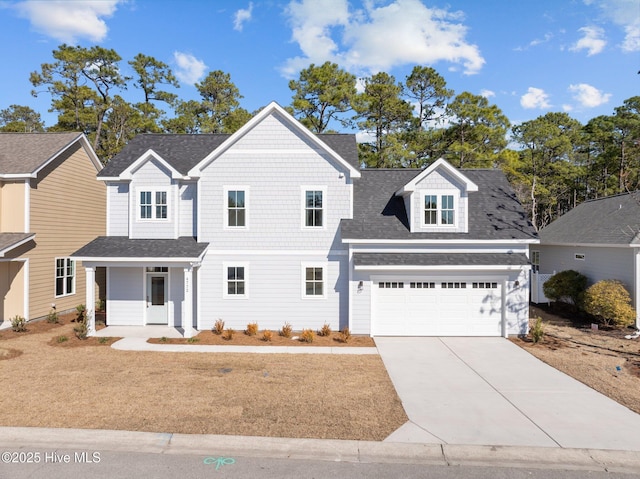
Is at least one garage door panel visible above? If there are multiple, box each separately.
[374,279,502,336]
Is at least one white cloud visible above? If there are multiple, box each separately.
[173,52,208,85]
[12,0,121,43]
[281,0,484,77]
[568,83,612,107]
[570,26,607,55]
[480,89,495,98]
[520,87,551,109]
[234,2,253,32]
[587,0,640,52]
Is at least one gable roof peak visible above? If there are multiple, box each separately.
[395,158,478,196]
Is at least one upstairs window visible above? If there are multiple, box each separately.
[422,193,456,227]
[228,190,246,227]
[139,190,168,220]
[305,190,323,227]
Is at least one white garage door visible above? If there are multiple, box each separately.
[373,280,503,336]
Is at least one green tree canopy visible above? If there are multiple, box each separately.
[289,61,357,133]
[0,105,44,132]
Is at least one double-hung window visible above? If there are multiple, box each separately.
[139,190,168,220]
[55,258,75,297]
[303,189,324,228]
[422,193,455,227]
[228,190,246,227]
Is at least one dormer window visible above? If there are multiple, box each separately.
[139,190,168,220]
[422,193,456,227]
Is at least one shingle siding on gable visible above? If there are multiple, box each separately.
[129,159,176,240]
[411,170,468,233]
[198,121,352,250]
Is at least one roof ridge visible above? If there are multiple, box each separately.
[582,190,640,204]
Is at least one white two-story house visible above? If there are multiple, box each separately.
[73,102,538,337]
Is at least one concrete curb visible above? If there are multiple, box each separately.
[111,337,378,355]
[1,427,638,474]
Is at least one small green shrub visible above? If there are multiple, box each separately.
[245,322,258,336]
[73,314,88,340]
[530,317,545,343]
[56,335,68,343]
[543,270,588,308]
[98,337,109,344]
[75,304,86,322]
[46,309,59,324]
[159,336,168,343]
[223,328,235,341]
[339,327,351,343]
[300,329,315,343]
[10,315,26,332]
[318,323,332,337]
[213,319,225,335]
[187,337,199,343]
[262,330,273,342]
[95,299,105,312]
[583,280,636,328]
[279,322,293,338]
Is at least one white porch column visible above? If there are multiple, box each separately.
[85,266,96,336]
[183,266,194,338]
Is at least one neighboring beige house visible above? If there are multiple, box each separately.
[0,132,105,323]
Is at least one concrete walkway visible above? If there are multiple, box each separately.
[377,337,640,451]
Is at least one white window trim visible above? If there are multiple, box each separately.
[531,250,540,272]
[301,262,327,299]
[301,186,327,230]
[223,262,249,299]
[136,187,170,222]
[420,190,459,228]
[223,186,249,230]
[54,257,76,298]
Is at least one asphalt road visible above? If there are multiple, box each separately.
[0,449,638,479]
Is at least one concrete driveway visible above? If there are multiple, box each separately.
[376,337,640,451]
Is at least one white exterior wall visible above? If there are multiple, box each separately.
[198,253,348,332]
[107,182,129,236]
[107,267,144,326]
[129,159,177,239]
[169,267,184,328]
[179,183,197,237]
[537,244,636,302]
[198,116,352,250]
[410,169,468,233]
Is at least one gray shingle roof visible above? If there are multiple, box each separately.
[0,132,82,175]
[539,192,640,245]
[0,233,35,256]
[71,236,209,259]
[341,168,537,241]
[353,252,530,267]
[99,133,359,178]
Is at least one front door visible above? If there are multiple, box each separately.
[146,274,168,324]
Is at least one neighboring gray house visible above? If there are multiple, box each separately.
[534,192,640,328]
[73,102,538,337]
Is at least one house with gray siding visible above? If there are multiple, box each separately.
[73,102,537,337]
[533,192,640,328]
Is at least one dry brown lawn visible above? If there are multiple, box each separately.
[0,316,407,440]
[514,305,640,415]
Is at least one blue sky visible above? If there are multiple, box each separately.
[0,0,638,132]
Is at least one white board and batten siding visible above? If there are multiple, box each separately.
[107,267,144,326]
[179,183,197,237]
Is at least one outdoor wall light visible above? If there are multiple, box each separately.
[357,281,364,293]
[514,280,520,288]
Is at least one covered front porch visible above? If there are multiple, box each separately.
[72,236,208,338]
